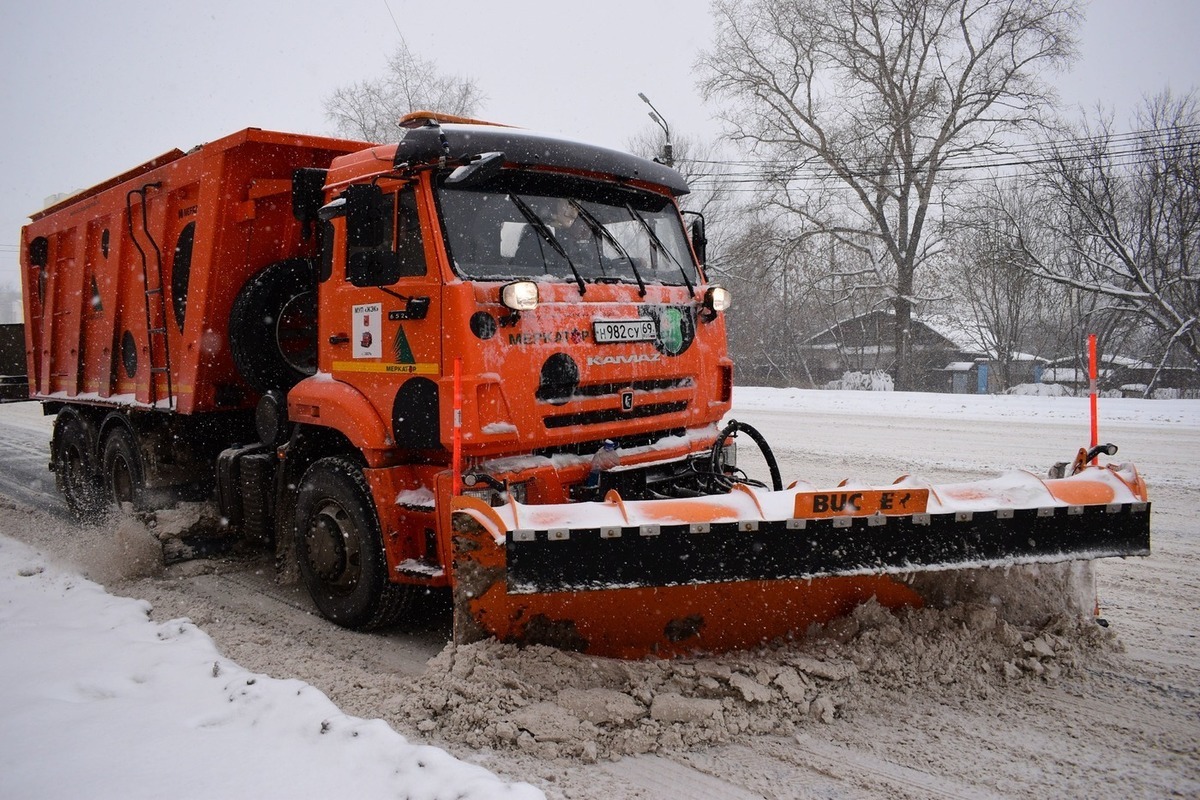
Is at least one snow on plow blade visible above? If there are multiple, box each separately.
[450,465,1150,658]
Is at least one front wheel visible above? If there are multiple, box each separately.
[294,457,409,629]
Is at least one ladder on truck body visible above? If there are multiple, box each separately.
[125,184,174,409]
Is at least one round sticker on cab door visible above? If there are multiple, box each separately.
[647,306,695,356]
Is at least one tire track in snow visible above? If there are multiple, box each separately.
[599,754,767,800]
[704,736,1008,800]
[127,564,445,678]
[0,418,62,514]
[1032,684,1200,748]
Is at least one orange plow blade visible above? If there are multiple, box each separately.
[450,464,1150,659]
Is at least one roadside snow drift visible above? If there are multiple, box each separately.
[0,536,542,800]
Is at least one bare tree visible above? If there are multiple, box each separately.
[324,41,485,141]
[957,234,1043,390]
[698,0,1079,389]
[1005,91,1200,390]
[719,211,825,386]
[946,184,1053,390]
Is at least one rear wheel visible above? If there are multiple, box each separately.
[53,414,104,522]
[102,426,144,512]
[294,456,409,629]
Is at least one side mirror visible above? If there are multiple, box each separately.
[444,152,506,186]
[687,213,707,266]
[344,184,387,248]
[292,168,328,224]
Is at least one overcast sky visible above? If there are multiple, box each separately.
[1,0,1196,290]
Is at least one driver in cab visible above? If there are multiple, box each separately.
[514,196,601,270]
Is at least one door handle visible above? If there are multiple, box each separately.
[329,333,350,345]
[387,296,431,321]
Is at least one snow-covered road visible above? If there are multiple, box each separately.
[0,389,1196,799]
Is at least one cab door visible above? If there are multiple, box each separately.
[324,181,443,450]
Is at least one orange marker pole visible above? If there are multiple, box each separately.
[452,357,463,495]
[1088,334,1099,464]
[1087,333,1103,618]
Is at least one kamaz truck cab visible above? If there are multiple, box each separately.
[272,114,734,628]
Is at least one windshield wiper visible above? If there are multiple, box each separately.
[509,194,586,296]
[568,199,646,297]
[624,203,695,295]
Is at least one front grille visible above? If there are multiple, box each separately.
[544,401,688,429]
[571,377,693,398]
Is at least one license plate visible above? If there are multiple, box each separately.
[593,318,658,344]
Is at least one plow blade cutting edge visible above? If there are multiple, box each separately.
[450,463,1150,659]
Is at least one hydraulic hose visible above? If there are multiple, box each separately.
[709,419,783,493]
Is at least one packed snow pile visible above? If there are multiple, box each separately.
[392,567,1118,763]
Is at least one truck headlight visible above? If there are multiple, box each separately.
[501,280,539,311]
[704,286,731,313]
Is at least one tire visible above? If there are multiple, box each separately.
[294,456,409,629]
[229,258,318,395]
[102,425,145,513]
[52,413,104,522]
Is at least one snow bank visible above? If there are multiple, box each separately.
[0,536,543,800]
[733,385,1199,426]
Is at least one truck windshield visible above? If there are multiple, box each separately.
[436,174,698,287]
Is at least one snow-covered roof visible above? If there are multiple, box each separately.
[801,310,988,356]
[1041,367,1114,382]
[918,313,988,355]
[1046,354,1154,370]
[1105,355,1155,369]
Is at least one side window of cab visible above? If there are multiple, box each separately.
[394,187,425,278]
[345,184,426,286]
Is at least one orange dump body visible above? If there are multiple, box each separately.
[21,129,367,413]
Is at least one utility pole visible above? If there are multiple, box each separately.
[637,92,674,167]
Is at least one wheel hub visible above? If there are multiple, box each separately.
[305,505,351,583]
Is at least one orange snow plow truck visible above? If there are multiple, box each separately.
[20,116,1150,658]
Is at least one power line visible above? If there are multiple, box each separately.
[687,123,1200,171]
[682,126,1200,192]
[381,0,404,40]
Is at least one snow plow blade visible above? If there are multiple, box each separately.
[450,463,1150,658]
